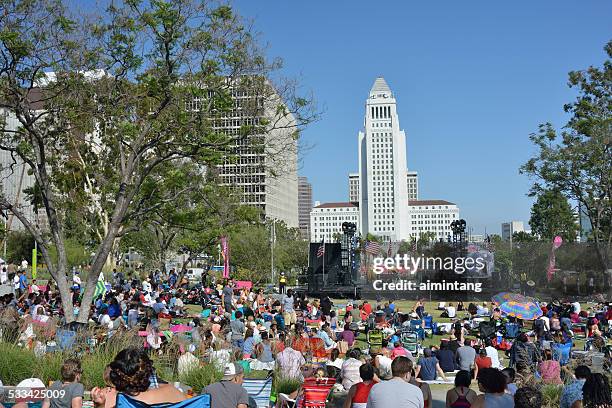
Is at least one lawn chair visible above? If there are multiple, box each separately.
[423,316,437,338]
[116,393,211,408]
[56,329,77,351]
[478,321,497,340]
[409,320,425,340]
[243,377,273,408]
[367,329,383,353]
[400,329,419,355]
[278,378,336,408]
[301,378,336,408]
[504,322,520,339]
[552,342,572,366]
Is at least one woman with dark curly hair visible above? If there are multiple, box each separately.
[91,347,186,408]
[582,373,612,408]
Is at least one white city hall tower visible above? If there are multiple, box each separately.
[358,77,410,241]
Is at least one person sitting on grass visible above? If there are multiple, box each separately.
[91,347,186,408]
[474,348,492,371]
[538,348,562,385]
[445,370,477,408]
[415,348,447,381]
[241,327,256,359]
[343,363,378,408]
[391,341,413,360]
[514,386,542,408]
[472,368,515,408]
[42,359,84,408]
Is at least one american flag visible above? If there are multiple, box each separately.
[365,241,381,255]
[316,242,325,258]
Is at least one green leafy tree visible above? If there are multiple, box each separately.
[521,41,611,278]
[397,240,411,255]
[512,231,537,243]
[231,220,307,284]
[0,0,315,322]
[417,231,437,249]
[529,189,580,243]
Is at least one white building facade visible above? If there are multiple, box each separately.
[348,173,359,203]
[358,77,410,241]
[407,171,418,200]
[408,200,460,241]
[310,202,360,243]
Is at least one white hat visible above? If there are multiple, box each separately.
[17,378,45,388]
[222,362,243,380]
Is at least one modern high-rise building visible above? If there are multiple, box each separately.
[358,77,410,241]
[310,201,360,243]
[298,176,313,239]
[211,83,299,228]
[348,173,359,203]
[0,102,44,231]
[407,171,419,200]
[501,221,524,241]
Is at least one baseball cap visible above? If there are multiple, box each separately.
[222,362,244,380]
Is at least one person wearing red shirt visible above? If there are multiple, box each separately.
[343,363,378,408]
[474,348,492,370]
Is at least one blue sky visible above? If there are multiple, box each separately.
[232,0,611,235]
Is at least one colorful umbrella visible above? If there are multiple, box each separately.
[491,292,534,304]
[499,300,543,320]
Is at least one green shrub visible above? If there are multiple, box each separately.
[37,351,67,385]
[541,384,563,408]
[0,342,36,385]
[178,364,223,394]
[274,376,301,395]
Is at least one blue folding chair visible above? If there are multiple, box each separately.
[116,393,211,408]
[505,323,520,339]
[409,320,425,340]
[423,316,437,337]
[243,377,273,408]
[56,329,77,351]
[552,342,572,366]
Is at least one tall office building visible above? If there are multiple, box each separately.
[0,105,44,230]
[358,77,410,241]
[298,176,313,239]
[348,173,359,202]
[407,171,419,200]
[211,83,299,228]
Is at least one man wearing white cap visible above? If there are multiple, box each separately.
[203,362,249,408]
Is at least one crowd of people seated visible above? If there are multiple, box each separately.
[1,268,612,408]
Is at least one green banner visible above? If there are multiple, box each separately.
[32,248,37,279]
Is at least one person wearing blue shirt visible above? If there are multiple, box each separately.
[18,271,28,296]
[242,328,256,358]
[108,298,121,318]
[168,271,178,287]
[152,298,167,314]
[315,325,336,350]
[274,311,285,331]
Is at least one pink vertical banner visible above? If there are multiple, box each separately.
[221,236,230,279]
